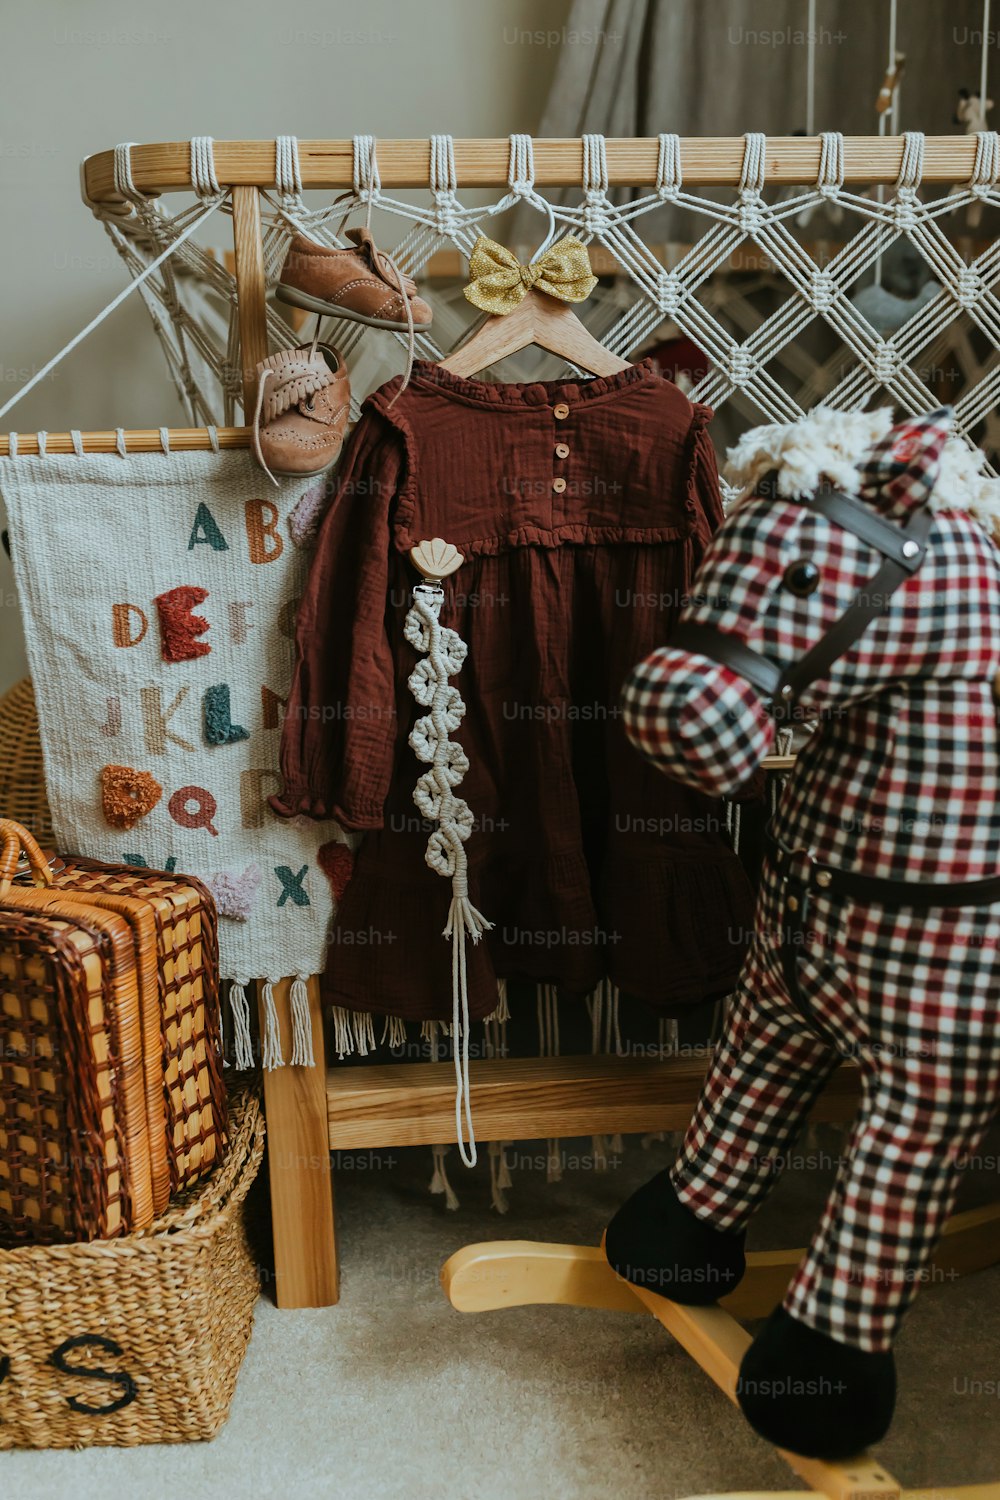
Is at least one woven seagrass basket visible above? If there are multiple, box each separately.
[0,678,53,846]
[0,1088,263,1449]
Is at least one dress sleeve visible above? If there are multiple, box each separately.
[687,403,726,544]
[271,410,403,831]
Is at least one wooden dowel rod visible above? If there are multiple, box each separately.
[0,427,251,456]
[231,185,270,412]
[82,135,984,201]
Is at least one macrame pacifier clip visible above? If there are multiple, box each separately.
[406,538,492,1166]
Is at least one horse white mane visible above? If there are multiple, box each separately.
[725,407,1000,536]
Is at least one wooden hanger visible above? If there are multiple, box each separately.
[439,289,630,379]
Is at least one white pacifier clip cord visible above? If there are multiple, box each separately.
[405,540,492,1166]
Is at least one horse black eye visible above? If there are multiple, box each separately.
[782,559,820,597]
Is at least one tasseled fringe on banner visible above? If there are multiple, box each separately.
[429,1144,460,1211]
[585,976,622,1056]
[227,977,254,1070]
[607,983,622,1055]
[536,981,560,1057]
[354,1011,377,1056]
[536,983,563,1182]
[329,1010,484,1060]
[482,1012,508,1061]
[659,1016,680,1058]
[381,1014,408,1049]
[331,1006,352,1060]
[483,1000,512,1205]
[289,974,315,1067]
[329,1005,379,1059]
[260,979,284,1070]
[586,981,602,1053]
[584,977,626,1165]
[488,1140,511,1213]
[484,976,509,1024]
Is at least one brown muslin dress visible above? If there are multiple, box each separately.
[272,357,754,1022]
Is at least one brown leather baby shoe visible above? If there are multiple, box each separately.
[276,230,433,331]
[251,342,349,486]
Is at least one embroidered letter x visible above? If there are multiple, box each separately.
[275,864,310,907]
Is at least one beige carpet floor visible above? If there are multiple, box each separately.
[5,1125,999,1500]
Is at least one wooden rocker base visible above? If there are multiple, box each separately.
[440,1203,1000,1500]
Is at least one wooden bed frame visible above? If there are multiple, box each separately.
[7,135,996,1326]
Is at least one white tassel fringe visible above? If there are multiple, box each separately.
[228,977,254,1070]
[289,974,315,1066]
[429,1144,460,1210]
[260,979,284,1070]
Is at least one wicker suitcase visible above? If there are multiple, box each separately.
[0,821,226,1240]
[49,854,227,1195]
[0,899,155,1244]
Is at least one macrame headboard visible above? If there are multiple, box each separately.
[28,130,993,489]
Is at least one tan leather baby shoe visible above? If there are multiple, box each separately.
[276,230,433,331]
[251,342,349,485]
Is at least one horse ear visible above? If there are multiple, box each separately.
[857,407,952,519]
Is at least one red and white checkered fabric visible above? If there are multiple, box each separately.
[622,412,1000,1351]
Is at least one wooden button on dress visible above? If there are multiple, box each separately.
[553,402,570,419]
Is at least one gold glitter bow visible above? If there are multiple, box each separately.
[463,234,598,315]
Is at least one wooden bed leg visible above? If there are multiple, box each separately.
[258,976,339,1308]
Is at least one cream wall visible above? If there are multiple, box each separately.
[0,0,572,693]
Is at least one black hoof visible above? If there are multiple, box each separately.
[737,1306,896,1459]
[604,1168,747,1305]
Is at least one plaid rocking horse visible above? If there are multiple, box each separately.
[604,407,1000,1460]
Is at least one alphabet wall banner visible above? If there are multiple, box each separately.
[1,451,351,1063]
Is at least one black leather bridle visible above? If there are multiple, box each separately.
[667,476,1000,1002]
[670,478,935,724]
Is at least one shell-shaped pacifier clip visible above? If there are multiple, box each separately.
[406,538,491,1166]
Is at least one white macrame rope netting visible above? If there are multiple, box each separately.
[61,131,1000,484]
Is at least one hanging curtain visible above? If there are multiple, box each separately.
[533,0,989,141]
[512,0,994,440]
